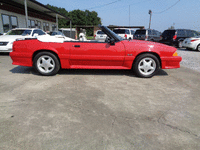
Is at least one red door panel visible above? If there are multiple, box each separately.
[69,41,126,67]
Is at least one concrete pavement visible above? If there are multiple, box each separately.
[0,54,200,150]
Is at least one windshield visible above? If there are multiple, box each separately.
[105,27,123,41]
[6,30,32,36]
[113,29,130,34]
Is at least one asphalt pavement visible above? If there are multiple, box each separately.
[0,53,200,150]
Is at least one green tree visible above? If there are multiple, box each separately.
[46,4,102,35]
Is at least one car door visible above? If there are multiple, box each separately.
[69,41,126,67]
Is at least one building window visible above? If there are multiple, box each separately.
[43,22,46,31]
[52,24,56,31]
[46,23,49,32]
[28,20,31,28]
[31,20,35,28]
[28,19,35,28]
[1,14,18,33]
[36,21,41,29]
[11,16,18,29]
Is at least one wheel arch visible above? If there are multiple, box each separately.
[32,50,61,66]
[132,52,162,69]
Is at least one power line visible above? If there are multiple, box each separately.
[154,0,181,14]
[83,0,122,10]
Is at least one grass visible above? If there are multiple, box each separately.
[86,36,95,40]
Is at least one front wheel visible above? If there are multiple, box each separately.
[196,44,200,52]
[133,54,160,78]
[33,52,60,76]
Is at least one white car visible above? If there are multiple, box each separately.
[0,28,48,52]
[113,28,135,40]
[94,30,107,42]
[182,36,200,51]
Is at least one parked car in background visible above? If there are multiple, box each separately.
[94,30,107,42]
[160,29,199,48]
[0,28,48,52]
[182,36,200,51]
[49,31,65,36]
[113,28,135,40]
[48,31,76,41]
[10,25,182,78]
[0,33,3,36]
[133,29,161,42]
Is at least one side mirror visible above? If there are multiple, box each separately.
[108,38,115,45]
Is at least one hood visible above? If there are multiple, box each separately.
[0,35,31,42]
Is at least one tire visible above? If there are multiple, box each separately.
[133,53,160,78]
[33,52,60,76]
[196,44,200,52]
[178,41,183,48]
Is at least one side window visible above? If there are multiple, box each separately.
[148,30,152,35]
[125,30,130,34]
[32,30,38,36]
[37,30,46,35]
[131,30,135,35]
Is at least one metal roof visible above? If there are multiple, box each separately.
[1,0,71,20]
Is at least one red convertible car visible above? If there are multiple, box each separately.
[10,26,182,78]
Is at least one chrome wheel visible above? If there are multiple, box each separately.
[138,57,156,76]
[37,55,55,74]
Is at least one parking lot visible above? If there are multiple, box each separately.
[0,49,200,150]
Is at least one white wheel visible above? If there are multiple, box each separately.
[37,55,55,74]
[138,58,156,76]
[133,53,160,78]
[33,52,60,76]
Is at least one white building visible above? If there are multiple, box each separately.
[0,0,71,34]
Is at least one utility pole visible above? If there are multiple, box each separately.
[129,5,130,26]
[148,10,152,29]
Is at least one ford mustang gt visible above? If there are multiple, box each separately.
[10,25,182,78]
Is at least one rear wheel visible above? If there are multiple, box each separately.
[133,53,160,78]
[33,52,60,76]
[178,41,183,48]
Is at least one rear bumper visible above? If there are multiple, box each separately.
[10,52,33,67]
[161,56,182,69]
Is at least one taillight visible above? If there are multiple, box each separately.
[190,39,198,42]
[124,34,127,39]
[173,35,177,40]
[94,35,96,38]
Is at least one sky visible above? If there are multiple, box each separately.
[39,0,200,32]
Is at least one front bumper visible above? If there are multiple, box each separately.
[161,56,182,69]
[0,45,13,52]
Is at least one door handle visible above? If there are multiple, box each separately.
[73,45,80,48]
